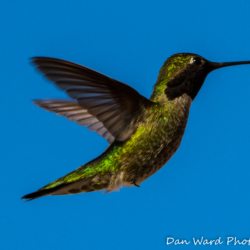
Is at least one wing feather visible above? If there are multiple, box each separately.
[31,57,153,141]
[33,100,114,143]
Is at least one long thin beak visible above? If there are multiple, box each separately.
[210,60,250,71]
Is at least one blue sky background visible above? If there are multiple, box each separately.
[1,0,250,249]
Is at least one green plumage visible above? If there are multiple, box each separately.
[22,53,250,200]
[43,98,190,191]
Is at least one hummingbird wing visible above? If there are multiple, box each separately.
[31,57,153,141]
[33,99,114,143]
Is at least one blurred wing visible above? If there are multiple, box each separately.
[31,57,153,141]
[33,99,114,143]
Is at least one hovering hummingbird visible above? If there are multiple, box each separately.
[22,53,250,201]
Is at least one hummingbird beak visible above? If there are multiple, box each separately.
[209,60,250,72]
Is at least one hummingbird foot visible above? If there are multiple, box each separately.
[132,180,140,187]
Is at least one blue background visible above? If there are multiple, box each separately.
[1,0,250,249]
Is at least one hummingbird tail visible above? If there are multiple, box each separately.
[21,172,120,201]
[21,184,66,201]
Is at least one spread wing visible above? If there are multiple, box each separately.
[31,57,153,142]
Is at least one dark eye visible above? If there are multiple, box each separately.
[192,57,202,65]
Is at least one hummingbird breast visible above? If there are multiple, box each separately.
[120,94,193,186]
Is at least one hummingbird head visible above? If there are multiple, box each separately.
[154,53,250,101]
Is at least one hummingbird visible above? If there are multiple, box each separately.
[22,53,250,201]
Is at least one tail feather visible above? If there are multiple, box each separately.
[21,174,112,201]
[21,183,72,201]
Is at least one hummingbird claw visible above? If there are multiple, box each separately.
[132,180,140,187]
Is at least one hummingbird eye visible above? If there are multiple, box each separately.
[190,57,202,65]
